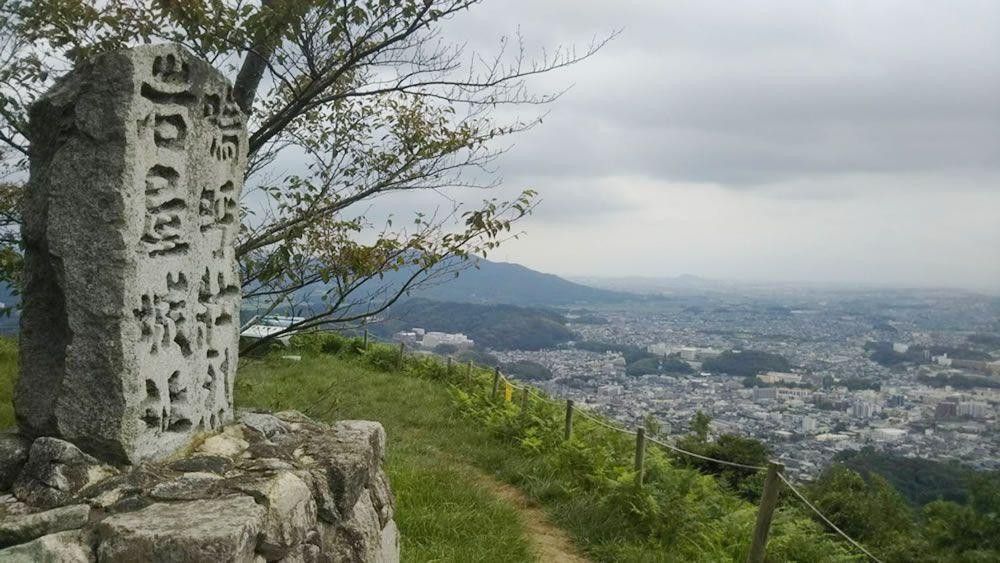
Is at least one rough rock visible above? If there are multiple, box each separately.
[0,432,30,490]
[317,490,383,563]
[0,504,90,548]
[292,420,386,518]
[78,464,165,509]
[168,454,232,474]
[196,433,249,457]
[16,42,248,464]
[96,495,265,562]
[369,471,395,528]
[281,542,321,563]
[240,412,292,440]
[0,530,93,562]
[12,438,115,507]
[376,520,400,563]
[149,471,222,500]
[1,407,397,562]
[234,471,316,560]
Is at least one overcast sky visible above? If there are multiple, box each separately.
[385,1,1000,291]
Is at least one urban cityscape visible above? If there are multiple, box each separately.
[399,287,1000,479]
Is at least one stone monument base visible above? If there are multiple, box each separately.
[0,411,399,562]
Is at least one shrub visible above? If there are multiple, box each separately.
[288,331,350,356]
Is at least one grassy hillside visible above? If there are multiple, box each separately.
[0,334,855,561]
[237,352,536,562]
[244,333,855,562]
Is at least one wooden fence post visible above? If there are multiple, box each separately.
[747,461,784,563]
[491,368,501,400]
[397,341,405,369]
[520,388,530,417]
[564,400,574,441]
[466,361,473,386]
[362,329,368,350]
[446,356,453,377]
[634,427,646,486]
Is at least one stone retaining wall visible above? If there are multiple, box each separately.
[0,411,399,562]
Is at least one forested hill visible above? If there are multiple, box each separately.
[374,257,627,306]
[370,298,575,350]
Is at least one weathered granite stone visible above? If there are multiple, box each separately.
[3,409,397,561]
[149,471,222,500]
[292,420,386,518]
[196,432,249,457]
[0,504,90,547]
[16,42,247,464]
[234,471,316,560]
[96,495,265,562]
[0,530,94,562]
[241,412,293,440]
[78,464,165,509]
[317,491,385,563]
[369,471,395,528]
[281,543,321,563]
[376,520,401,563]
[12,438,116,508]
[168,453,232,474]
[0,432,30,490]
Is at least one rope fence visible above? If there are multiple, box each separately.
[778,473,884,563]
[346,340,881,562]
[487,362,881,562]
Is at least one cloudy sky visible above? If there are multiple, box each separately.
[392,1,1000,291]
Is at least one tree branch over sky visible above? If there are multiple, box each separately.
[0,0,615,349]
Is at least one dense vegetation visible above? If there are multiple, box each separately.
[865,341,994,367]
[702,350,792,377]
[834,448,974,507]
[967,333,1000,349]
[574,340,695,376]
[371,298,575,350]
[838,377,882,391]
[625,356,694,376]
[917,373,1000,390]
[501,360,553,381]
[807,462,1000,561]
[574,340,654,363]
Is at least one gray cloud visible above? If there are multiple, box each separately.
[367,0,1000,290]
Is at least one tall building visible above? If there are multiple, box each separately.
[935,400,958,419]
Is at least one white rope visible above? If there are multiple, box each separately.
[499,371,763,470]
[647,435,767,471]
[573,406,636,434]
[777,473,884,563]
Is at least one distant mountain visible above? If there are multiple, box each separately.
[403,259,627,305]
[368,298,575,351]
[570,274,724,294]
[290,257,627,308]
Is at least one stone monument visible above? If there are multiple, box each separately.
[17,43,245,464]
[0,43,400,562]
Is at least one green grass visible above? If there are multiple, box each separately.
[0,331,854,562]
[236,354,536,563]
[0,338,16,429]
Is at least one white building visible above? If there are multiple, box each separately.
[802,416,818,433]
[958,401,991,419]
[420,331,474,351]
[872,428,907,442]
[758,371,802,385]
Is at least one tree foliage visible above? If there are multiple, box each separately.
[0,0,614,350]
[702,350,791,377]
